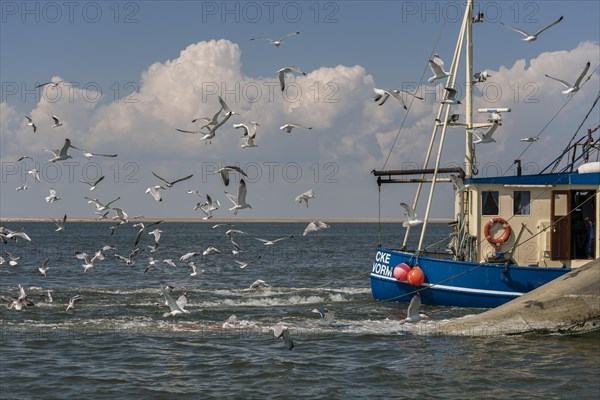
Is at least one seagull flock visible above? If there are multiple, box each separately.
[2,32,340,351]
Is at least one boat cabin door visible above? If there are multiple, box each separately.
[551,190,596,261]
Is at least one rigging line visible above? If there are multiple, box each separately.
[380,20,447,171]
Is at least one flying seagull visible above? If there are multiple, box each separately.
[145,185,166,202]
[225,179,252,215]
[151,171,193,188]
[249,279,269,289]
[45,188,60,203]
[400,202,423,227]
[500,16,563,42]
[160,286,190,317]
[405,293,428,322]
[234,255,261,269]
[217,166,248,187]
[472,122,499,144]
[16,185,28,191]
[520,137,539,143]
[428,54,450,83]
[234,122,260,148]
[85,196,120,212]
[38,259,50,277]
[277,66,306,92]
[295,189,315,207]
[303,221,330,236]
[36,80,63,89]
[250,31,300,47]
[311,307,335,325]
[545,61,591,95]
[79,175,105,191]
[441,87,461,104]
[25,116,37,133]
[27,168,40,182]
[45,138,79,162]
[449,174,469,191]
[280,123,312,133]
[51,115,63,128]
[272,324,294,350]
[50,214,67,232]
[254,236,294,246]
[373,88,423,109]
[66,295,81,311]
[79,150,118,160]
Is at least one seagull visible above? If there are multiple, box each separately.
[428,54,450,83]
[472,122,499,144]
[545,61,591,95]
[280,123,312,133]
[474,70,492,83]
[81,254,97,272]
[400,202,423,227]
[3,251,20,266]
[50,214,67,232]
[79,175,105,191]
[254,236,294,246]
[311,307,335,325]
[36,80,63,88]
[218,166,248,187]
[202,246,221,256]
[27,168,40,182]
[114,248,141,266]
[225,179,252,215]
[38,259,50,276]
[277,66,306,92]
[45,188,60,203]
[145,185,166,202]
[235,122,260,149]
[163,259,176,268]
[133,220,163,247]
[66,295,81,311]
[51,115,63,128]
[234,255,261,269]
[25,116,37,133]
[45,138,78,162]
[4,229,31,242]
[249,279,269,289]
[148,229,162,248]
[405,293,428,322]
[225,229,246,240]
[196,194,220,214]
[520,137,539,142]
[449,175,470,191]
[111,207,129,224]
[144,257,158,274]
[500,16,563,42]
[151,171,193,188]
[250,31,300,47]
[373,88,423,109]
[188,261,201,277]
[16,185,28,191]
[211,223,233,230]
[45,290,53,303]
[161,286,190,317]
[79,150,118,160]
[180,252,199,262]
[441,87,461,104]
[272,324,294,350]
[189,106,224,131]
[295,189,315,207]
[85,196,120,212]
[303,221,330,236]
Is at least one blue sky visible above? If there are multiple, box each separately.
[1,1,599,220]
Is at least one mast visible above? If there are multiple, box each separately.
[465,0,474,179]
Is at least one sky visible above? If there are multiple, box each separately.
[1,0,599,221]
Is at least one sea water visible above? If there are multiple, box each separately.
[1,222,598,399]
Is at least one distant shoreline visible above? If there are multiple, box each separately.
[0,217,454,224]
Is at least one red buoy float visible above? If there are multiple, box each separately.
[407,266,425,286]
[393,263,411,282]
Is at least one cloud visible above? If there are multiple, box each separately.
[1,39,598,219]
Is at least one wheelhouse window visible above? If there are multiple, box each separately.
[482,191,499,215]
[514,191,531,215]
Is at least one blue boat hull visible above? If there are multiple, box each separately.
[370,248,572,308]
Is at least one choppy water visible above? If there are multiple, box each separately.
[1,222,599,399]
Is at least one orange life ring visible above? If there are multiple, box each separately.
[484,217,511,245]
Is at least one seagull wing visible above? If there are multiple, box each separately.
[219,169,230,186]
[532,16,563,37]
[224,191,238,206]
[407,293,421,320]
[499,21,531,37]
[237,179,248,204]
[278,69,286,91]
[152,171,171,185]
[573,61,591,88]
[544,74,572,89]
[278,31,300,42]
[400,202,417,219]
[170,174,193,186]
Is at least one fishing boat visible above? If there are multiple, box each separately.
[370,0,599,308]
